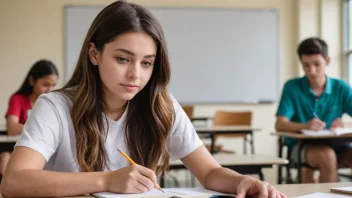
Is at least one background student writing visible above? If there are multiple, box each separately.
[2,1,285,198]
[2,59,58,175]
[275,37,352,183]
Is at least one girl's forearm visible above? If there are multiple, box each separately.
[1,169,108,197]
[204,167,244,194]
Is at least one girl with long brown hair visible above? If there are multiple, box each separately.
[2,1,285,197]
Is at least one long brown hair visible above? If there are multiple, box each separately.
[60,0,174,174]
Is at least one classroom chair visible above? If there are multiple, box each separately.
[277,137,352,184]
[181,105,194,120]
[277,136,300,184]
[208,111,253,154]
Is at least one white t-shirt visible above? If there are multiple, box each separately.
[15,92,203,172]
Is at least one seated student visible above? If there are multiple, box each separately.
[275,37,352,183]
[2,59,58,174]
[1,1,285,198]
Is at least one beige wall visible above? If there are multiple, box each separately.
[0,0,344,183]
[297,0,343,78]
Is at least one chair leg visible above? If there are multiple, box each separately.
[277,137,284,184]
[286,165,294,184]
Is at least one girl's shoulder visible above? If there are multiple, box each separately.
[37,91,73,111]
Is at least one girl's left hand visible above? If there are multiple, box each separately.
[236,176,287,198]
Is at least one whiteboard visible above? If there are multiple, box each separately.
[65,6,280,104]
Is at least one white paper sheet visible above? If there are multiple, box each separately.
[301,128,352,136]
[296,192,351,198]
[301,130,333,136]
[92,187,233,198]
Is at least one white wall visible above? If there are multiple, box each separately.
[0,0,345,184]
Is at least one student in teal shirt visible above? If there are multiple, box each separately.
[275,37,352,183]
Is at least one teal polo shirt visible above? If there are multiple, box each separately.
[276,76,352,150]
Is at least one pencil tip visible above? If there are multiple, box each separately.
[162,189,165,193]
[116,148,121,152]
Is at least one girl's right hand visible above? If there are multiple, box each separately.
[103,164,158,193]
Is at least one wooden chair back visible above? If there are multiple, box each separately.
[213,111,252,138]
[181,105,194,120]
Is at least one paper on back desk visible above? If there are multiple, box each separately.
[92,187,233,198]
[301,128,352,136]
[301,130,333,136]
[295,192,351,198]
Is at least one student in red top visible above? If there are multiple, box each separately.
[2,59,59,174]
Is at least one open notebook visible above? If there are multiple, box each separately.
[92,188,234,198]
[301,128,352,136]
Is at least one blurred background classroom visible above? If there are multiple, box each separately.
[0,0,351,186]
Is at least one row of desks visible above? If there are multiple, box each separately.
[0,125,286,185]
[4,124,352,184]
[164,153,287,186]
[0,125,260,154]
[272,132,352,183]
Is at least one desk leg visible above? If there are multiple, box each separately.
[297,140,303,183]
[259,170,265,181]
[250,131,255,154]
[244,135,248,154]
[210,133,215,154]
[278,137,283,184]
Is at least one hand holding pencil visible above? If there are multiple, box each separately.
[307,114,326,131]
[117,148,164,193]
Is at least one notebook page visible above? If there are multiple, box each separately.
[334,128,352,136]
[301,130,333,136]
[92,187,232,198]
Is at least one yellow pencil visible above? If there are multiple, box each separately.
[117,148,165,193]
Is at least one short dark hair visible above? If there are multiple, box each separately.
[297,37,328,59]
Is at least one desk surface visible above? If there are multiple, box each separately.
[274,182,352,197]
[1,183,351,197]
[272,131,352,139]
[171,154,288,166]
[195,125,261,132]
[0,135,19,143]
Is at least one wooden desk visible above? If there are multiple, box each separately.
[273,131,352,140]
[1,182,352,198]
[0,125,6,135]
[0,195,91,198]
[191,116,213,122]
[0,126,261,154]
[274,182,352,197]
[161,153,288,187]
[0,135,18,152]
[195,125,261,154]
[272,132,352,183]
